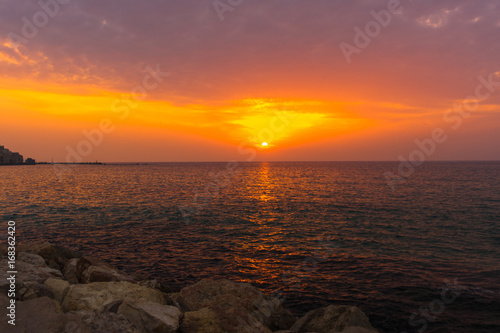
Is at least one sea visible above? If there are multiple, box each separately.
[1,161,499,332]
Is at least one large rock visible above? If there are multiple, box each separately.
[18,252,47,267]
[71,310,141,333]
[62,281,167,312]
[18,282,54,301]
[76,256,136,283]
[174,279,288,333]
[20,242,81,270]
[63,258,80,284]
[0,297,90,333]
[180,307,224,333]
[289,305,378,333]
[266,306,297,331]
[0,259,62,294]
[118,301,182,333]
[138,278,170,292]
[45,278,71,303]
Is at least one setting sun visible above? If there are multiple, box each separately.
[261,142,269,147]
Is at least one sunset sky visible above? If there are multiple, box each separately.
[1,0,499,162]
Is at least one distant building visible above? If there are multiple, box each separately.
[25,158,36,165]
[0,145,24,165]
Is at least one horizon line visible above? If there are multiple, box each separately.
[34,159,500,164]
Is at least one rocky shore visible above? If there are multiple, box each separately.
[0,243,378,333]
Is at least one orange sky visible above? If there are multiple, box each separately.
[1,1,499,162]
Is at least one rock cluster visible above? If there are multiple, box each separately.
[0,243,378,333]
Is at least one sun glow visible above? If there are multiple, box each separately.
[261,142,268,147]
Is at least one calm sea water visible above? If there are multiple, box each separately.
[1,162,499,332]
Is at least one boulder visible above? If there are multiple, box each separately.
[180,307,224,333]
[289,305,378,333]
[20,242,81,270]
[19,282,54,300]
[118,301,182,333]
[266,306,297,331]
[138,278,169,291]
[63,258,79,284]
[174,279,286,332]
[71,309,141,333]
[0,259,62,294]
[44,278,71,303]
[0,297,90,333]
[18,252,47,267]
[62,281,167,312]
[76,256,136,283]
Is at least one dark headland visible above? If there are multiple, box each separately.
[0,145,35,165]
[0,145,106,165]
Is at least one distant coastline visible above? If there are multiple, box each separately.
[0,145,107,166]
[0,145,37,165]
[36,162,105,165]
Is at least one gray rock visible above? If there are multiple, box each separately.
[174,279,284,333]
[71,309,141,333]
[20,242,81,270]
[118,301,182,333]
[62,281,167,312]
[44,278,71,303]
[0,259,62,300]
[76,256,136,284]
[22,288,38,301]
[63,258,80,284]
[0,259,62,295]
[138,278,164,291]
[0,297,91,333]
[266,306,297,331]
[289,305,378,333]
[19,282,54,300]
[180,307,224,333]
[18,252,47,267]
